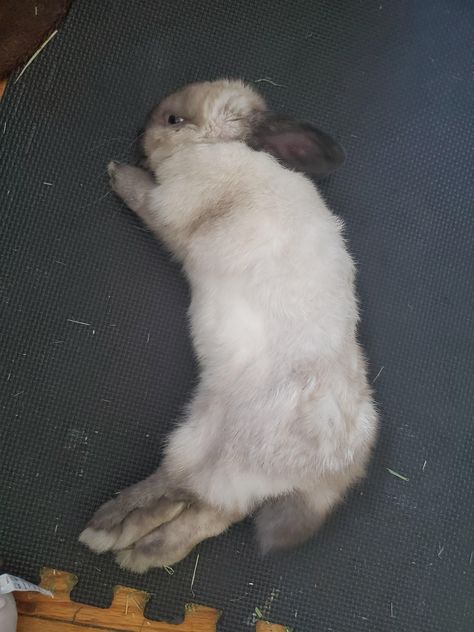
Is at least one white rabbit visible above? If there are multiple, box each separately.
[79,79,378,573]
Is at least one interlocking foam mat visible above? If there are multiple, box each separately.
[1,1,473,630]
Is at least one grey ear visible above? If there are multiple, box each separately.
[247,113,345,176]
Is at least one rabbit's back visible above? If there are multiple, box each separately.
[155,143,376,483]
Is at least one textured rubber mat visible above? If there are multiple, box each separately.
[1,1,473,630]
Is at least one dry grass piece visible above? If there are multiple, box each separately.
[386,468,409,481]
[14,30,58,84]
[190,553,200,597]
[67,318,91,326]
[254,77,287,88]
[372,366,384,383]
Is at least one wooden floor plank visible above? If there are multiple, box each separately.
[15,568,287,632]
[18,617,114,632]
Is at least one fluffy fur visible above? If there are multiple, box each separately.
[79,79,378,573]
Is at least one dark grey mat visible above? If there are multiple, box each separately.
[1,1,473,630]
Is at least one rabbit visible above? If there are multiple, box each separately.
[79,79,378,573]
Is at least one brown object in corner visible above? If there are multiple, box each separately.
[0,0,73,81]
[15,568,287,632]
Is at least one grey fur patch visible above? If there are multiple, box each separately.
[255,493,325,554]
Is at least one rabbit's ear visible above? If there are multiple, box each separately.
[247,113,345,176]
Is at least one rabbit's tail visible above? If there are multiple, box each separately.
[255,487,343,553]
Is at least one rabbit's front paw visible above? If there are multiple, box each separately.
[107,162,154,212]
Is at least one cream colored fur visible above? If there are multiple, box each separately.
[79,80,378,572]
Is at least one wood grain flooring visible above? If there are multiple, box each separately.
[15,568,288,632]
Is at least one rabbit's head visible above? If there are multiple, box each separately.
[143,79,345,176]
[143,79,265,163]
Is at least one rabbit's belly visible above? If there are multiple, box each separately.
[190,285,269,370]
